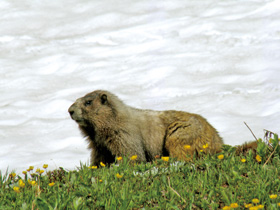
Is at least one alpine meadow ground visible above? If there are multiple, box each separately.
[1,133,280,210]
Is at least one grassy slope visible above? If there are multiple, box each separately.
[1,138,280,210]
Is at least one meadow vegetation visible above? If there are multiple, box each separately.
[1,133,280,210]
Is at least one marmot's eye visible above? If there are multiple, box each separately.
[85,100,92,106]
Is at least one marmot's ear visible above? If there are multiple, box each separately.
[101,94,107,105]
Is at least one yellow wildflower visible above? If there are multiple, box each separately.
[116,157,122,161]
[22,171,27,175]
[278,203,280,207]
[245,203,252,208]
[200,150,204,152]
[36,168,41,173]
[13,186,20,193]
[19,179,25,188]
[222,206,231,210]
[10,173,16,178]
[43,164,48,169]
[203,143,209,149]
[269,194,277,199]
[116,173,123,178]
[99,180,103,182]
[39,170,44,174]
[48,182,55,187]
[241,158,246,163]
[29,166,34,170]
[100,162,106,167]
[249,207,258,210]
[91,166,98,169]
[255,155,261,162]
[218,154,224,160]
[161,156,169,162]
[184,145,191,150]
[230,203,238,208]
[31,181,37,186]
[130,155,137,160]
[252,198,259,204]
[257,205,264,209]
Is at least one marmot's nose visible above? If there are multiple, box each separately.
[69,110,74,116]
[68,105,75,116]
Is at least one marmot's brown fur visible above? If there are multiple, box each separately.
[235,141,258,156]
[68,90,224,166]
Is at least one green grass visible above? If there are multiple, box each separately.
[1,135,280,210]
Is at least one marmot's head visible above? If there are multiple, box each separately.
[68,90,120,129]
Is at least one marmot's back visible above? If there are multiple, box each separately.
[159,110,223,160]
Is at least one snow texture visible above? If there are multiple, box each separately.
[0,0,279,173]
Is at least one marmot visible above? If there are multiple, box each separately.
[68,90,224,166]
